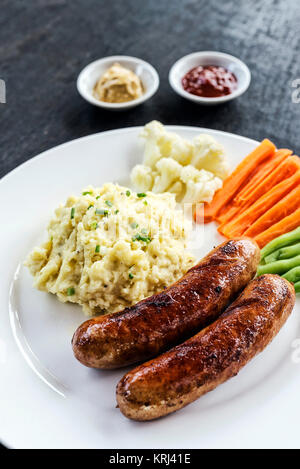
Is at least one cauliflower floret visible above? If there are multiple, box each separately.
[167,181,184,199]
[130,164,155,192]
[141,121,165,169]
[180,165,213,184]
[140,120,165,141]
[152,158,182,193]
[141,120,193,167]
[191,134,229,180]
[180,165,223,204]
[168,135,193,166]
[130,122,229,204]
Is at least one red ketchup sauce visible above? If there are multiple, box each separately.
[182,65,238,98]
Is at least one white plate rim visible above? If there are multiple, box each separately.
[1,126,259,186]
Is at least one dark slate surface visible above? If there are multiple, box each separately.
[1,0,300,181]
[0,0,300,449]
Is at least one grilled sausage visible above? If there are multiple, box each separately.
[116,274,295,421]
[72,238,260,369]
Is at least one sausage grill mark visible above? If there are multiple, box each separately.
[72,238,260,369]
[116,274,295,421]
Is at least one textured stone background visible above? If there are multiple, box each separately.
[1,0,300,180]
[0,0,300,449]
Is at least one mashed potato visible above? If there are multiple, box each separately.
[25,183,195,316]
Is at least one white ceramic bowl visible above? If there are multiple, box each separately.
[169,51,251,106]
[77,55,160,110]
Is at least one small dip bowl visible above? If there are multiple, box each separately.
[169,51,251,106]
[77,55,160,111]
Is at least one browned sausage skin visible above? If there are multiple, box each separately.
[116,274,295,421]
[72,238,260,369]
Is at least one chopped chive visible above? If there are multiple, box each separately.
[96,196,101,200]
[132,233,151,244]
[137,193,147,198]
[95,245,100,253]
[115,209,120,215]
[105,200,113,207]
[95,209,109,216]
[130,222,139,229]
[87,204,94,210]
[82,191,93,196]
[90,222,98,230]
[67,287,75,296]
[70,207,75,219]
[128,272,134,279]
[143,200,148,206]
[126,190,131,197]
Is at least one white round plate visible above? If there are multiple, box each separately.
[0,127,299,449]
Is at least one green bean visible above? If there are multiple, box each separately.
[282,266,300,283]
[260,226,300,260]
[264,242,300,264]
[294,281,300,293]
[257,254,300,276]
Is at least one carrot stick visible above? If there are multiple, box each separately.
[243,184,300,239]
[217,149,293,226]
[254,207,300,248]
[217,204,240,225]
[235,155,300,211]
[234,149,292,205]
[202,139,276,223]
[219,171,300,238]
[217,223,231,237]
